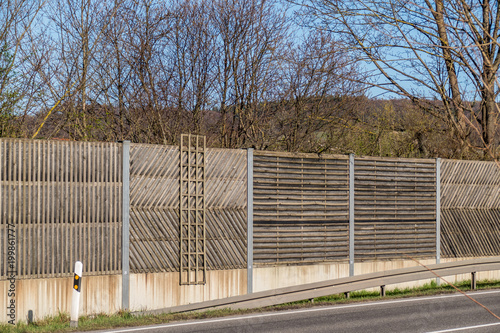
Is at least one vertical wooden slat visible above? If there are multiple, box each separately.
[85,142,89,274]
[202,136,207,282]
[0,140,4,278]
[18,140,23,279]
[1,139,123,281]
[21,142,26,276]
[100,143,104,273]
[112,144,116,272]
[62,142,67,276]
[69,142,74,275]
[35,140,40,278]
[50,142,55,277]
[28,141,33,277]
[15,141,20,277]
[40,141,45,278]
[95,144,98,273]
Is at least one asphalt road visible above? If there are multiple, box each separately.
[99,290,500,333]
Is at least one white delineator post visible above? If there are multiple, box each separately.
[70,261,83,328]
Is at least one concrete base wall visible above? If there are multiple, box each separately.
[0,274,121,323]
[129,269,247,311]
[0,269,246,323]
[253,258,500,292]
[2,258,500,323]
[253,262,350,292]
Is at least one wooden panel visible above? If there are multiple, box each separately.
[130,144,179,273]
[206,148,247,270]
[441,209,500,257]
[354,221,436,260]
[0,139,122,280]
[253,151,349,224]
[354,157,436,221]
[7,138,500,278]
[253,151,349,264]
[441,159,500,258]
[129,144,247,273]
[254,223,349,264]
[354,157,437,259]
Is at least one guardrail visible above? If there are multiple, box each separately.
[134,257,500,316]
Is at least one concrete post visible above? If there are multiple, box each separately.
[122,141,130,310]
[349,154,355,277]
[436,158,441,285]
[247,148,254,294]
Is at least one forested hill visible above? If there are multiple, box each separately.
[5,96,487,160]
[0,0,497,160]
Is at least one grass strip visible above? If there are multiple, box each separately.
[2,279,500,333]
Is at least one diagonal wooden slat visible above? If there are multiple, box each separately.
[441,159,500,258]
[129,143,247,275]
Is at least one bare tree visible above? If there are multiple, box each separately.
[211,0,289,148]
[118,0,177,144]
[300,0,500,158]
[6,0,365,150]
[168,0,217,135]
[92,0,132,142]
[33,0,120,140]
[273,30,363,152]
[0,0,45,137]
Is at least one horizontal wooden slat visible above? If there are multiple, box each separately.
[354,157,436,231]
[254,223,349,263]
[354,219,436,260]
[254,150,349,160]
[253,151,349,245]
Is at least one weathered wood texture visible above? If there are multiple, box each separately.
[441,159,500,257]
[129,144,247,273]
[253,224,349,264]
[354,157,437,260]
[205,149,247,270]
[253,151,350,263]
[4,138,500,281]
[129,144,179,273]
[0,139,122,280]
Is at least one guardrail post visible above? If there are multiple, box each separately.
[122,141,130,310]
[436,158,441,285]
[349,154,355,277]
[471,272,477,290]
[247,148,254,294]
